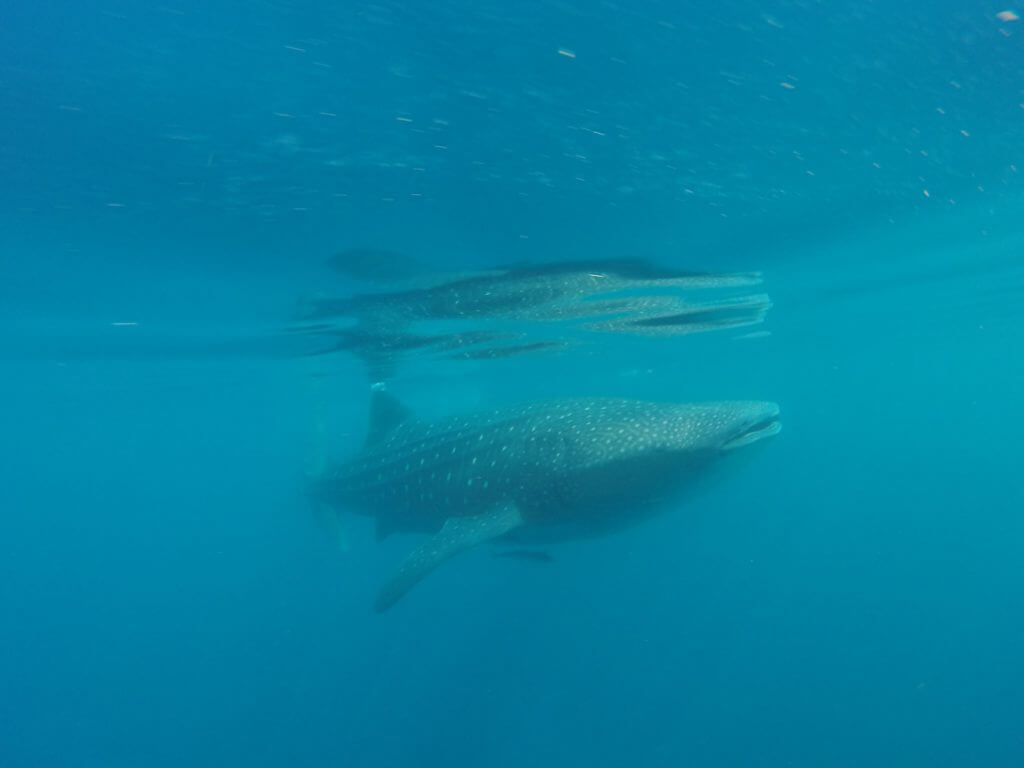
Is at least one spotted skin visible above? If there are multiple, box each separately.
[315,393,781,609]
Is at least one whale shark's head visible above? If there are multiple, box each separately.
[582,399,781,457]
[672,401,782,453]
[565,399,781,466]
[554,399,781,521]
[559,398,777,473]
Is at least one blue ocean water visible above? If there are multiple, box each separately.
[3,1,1024,766]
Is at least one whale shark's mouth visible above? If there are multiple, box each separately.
[722,408,782,451]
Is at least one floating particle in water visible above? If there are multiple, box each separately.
[996,10,1020,22]
[557,49,576,58]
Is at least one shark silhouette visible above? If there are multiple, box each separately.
[313,391,781,611]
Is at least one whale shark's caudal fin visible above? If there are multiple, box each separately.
[365,389,413,448]
[375,503,523,612]
[311,498,350,552]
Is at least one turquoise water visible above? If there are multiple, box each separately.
[3,2,1024,766]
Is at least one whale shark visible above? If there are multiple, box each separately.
[313,391,781,611]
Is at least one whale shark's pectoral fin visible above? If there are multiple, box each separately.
[375,503,523,612]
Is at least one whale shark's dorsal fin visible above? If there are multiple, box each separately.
[375,503,524,612]
[365,390,413,447]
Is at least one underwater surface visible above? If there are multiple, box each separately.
[2,1,1024,766]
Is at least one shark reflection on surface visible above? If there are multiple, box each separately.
[293,256,772,378]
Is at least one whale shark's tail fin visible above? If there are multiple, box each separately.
[375,503,523,612]
[311,497,350,552]
[303,354,353,552]
[365,388,413,448]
